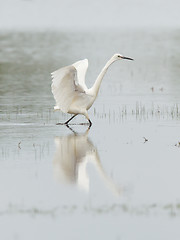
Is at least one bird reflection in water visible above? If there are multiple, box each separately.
[53,126,121,196]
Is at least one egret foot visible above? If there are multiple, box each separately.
[79,122,89,125]
[79,120,92,127]
[56,114,78,125]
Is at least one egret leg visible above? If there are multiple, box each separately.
[88,119,92,127]
[65,114,78,125]
[81,111,92,127]
[56,114,78,125]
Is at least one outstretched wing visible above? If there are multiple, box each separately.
[73,59,88,90]
[51,62,87,113]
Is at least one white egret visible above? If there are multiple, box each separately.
[51,53,133,126]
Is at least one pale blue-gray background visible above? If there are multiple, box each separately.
[0,0,180,30]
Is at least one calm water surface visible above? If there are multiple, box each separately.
[0,30,180,240]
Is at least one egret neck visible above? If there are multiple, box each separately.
[90,56,116,97]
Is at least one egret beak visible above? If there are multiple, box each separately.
[121,56,134,61]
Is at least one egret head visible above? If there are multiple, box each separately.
[113,53,134,61]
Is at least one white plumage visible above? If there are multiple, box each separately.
[51,53,133,126]
[51,64,84,113]
[72,59,88,91]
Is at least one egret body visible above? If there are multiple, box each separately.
[51,53,133,126]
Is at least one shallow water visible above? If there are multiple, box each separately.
[0,30,180,240]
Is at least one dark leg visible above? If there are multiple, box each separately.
[65,114,78,125]
[56,114,78,125]
[88,119,92,127]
